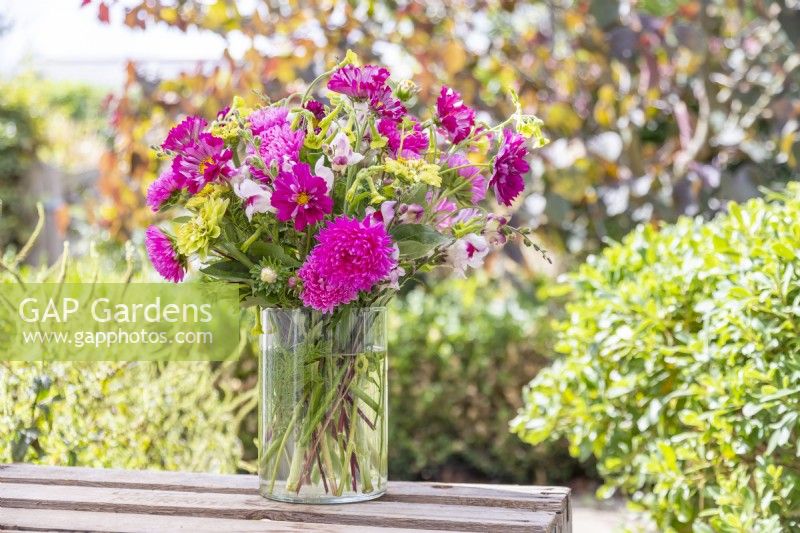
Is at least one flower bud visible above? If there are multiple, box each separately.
[260,267,278,284]
[395,79,418,102]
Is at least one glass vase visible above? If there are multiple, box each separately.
[258,307,388,504]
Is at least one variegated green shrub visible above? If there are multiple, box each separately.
[512,185,800,532]
[0,229,250,473]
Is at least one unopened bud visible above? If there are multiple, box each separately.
[260,267,278,284]
[395,80,418,102]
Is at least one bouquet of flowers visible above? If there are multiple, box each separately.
[145,51,548,503]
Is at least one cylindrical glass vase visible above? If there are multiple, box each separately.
[258,307,388,504]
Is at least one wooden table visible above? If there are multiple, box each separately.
[0,464,571,532]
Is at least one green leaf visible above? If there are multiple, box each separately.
[246,242,299,266]
[766,426,791,454]
[396,240,437,259]
[200,260,251,282]
[728,286,751,298]
[772,242,795,261]
[728,201,744,228]
[391,224,450,259]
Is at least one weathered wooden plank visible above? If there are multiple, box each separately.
[0,465,571,532]
[0,464,255,494]
[0,508,424,533]
[0,464,569,510]
[0,482,556,533]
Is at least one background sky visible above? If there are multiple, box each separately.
[0,0,229,86]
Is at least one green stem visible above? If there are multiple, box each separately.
[267,404,300,493]
[222,242,256,269]
[357,424,374,493]
[351,384,380,414]
[285,442,307,493]
[241,227,263,253]
[299,361,349,445]
[445,162,493,172]
[302,67,336,104]
[321,432,339,495]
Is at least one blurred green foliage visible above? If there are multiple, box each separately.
[0,223,250,473]
[388,273,586,483]
[512,184,800,531]
[0,82,40,250]
[1,360,245,472]
[0,75,107,250]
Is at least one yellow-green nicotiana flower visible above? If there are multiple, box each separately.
[176,196,229,258]
[210,120,241,143]
[515,114,549,148]
[231,96,253,118]
[384,158,442,187]
[186,183,229,210]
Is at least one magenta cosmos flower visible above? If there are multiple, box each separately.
[443,153,486,203]
[146,170,183,211]
[437,86,475,144]
[328,64,390,99]
[145,226,185,283]
[306,216,396,293]
[378,118,428,158]
[171,132,233,194]
[327,64,406,120]
[369,85,407,121]
[271,162,333,231]
[490,129,530,206]
[297,258,358,313]
[162,116,208,153]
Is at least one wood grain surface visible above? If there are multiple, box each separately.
[0,464,571,532]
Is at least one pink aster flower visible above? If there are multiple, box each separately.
[249,107,290,136]
[271,162,333,231]
[249,122,305,182]
[443,153,486,203]
[162,116,208,153]
[171,132,233,194]
[298,258,358,314]
[145,226,185,283]
[307,216,396,292]
[146,170,183,211]
[437,86,475,144]
[490,129,530,206]
[378,118,428,158]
